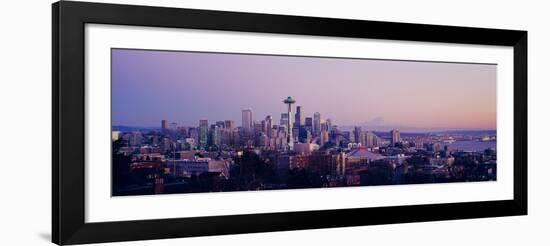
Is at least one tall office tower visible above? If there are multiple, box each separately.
[280,113,289,127]
[215,121,225,129]
[265,115,273,137]
[261,120,267,134]
[353,126,362,144]
[303,117,313,143]
[209,125,221,146]
[319,129,329,146]
[199,120,208,128]
[189,127,199,144]
[242,109,253,131]
[221,120,233,145]
[161,137,172,152]
[313,112,321,136]
[253,121,263,136]
[161,120,168,133]
[373,135,380,147]
[224,120,235,130]
[325,118,332,132]
[294,106,303,128]
[331,125,342,146]
[360,131,366,146]
[199,120,209,148]
[366,131,376,148]
[305,117,313,128]
[283,96,296,151]
[348,131,356,143]
[390,129,401,146]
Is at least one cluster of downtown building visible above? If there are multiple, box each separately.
[112,98,497,195]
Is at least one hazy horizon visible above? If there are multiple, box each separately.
[112,48,497,131]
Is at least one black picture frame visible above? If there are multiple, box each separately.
[52,1,527,245]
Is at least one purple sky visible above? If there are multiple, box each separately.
[112,48,496,130]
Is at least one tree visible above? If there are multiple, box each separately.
[285,168,322,189]
[360,160,394,185]
[112,139,133,194]
[230,151,276,190]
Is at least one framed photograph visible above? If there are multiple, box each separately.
[52,1,527,245]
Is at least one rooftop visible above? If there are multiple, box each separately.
[347,147,384,160]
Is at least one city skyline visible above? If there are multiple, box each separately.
[112,48,497,130]
[111,48,498,196]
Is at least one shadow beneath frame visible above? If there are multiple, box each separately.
[37,232,51,242]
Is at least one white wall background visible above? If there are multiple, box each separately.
[0,0,548,245]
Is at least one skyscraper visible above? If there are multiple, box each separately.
[354,126,362,144]
[294,106,302,128]
[313,112,321,136]
[354,126,366,146]
[348,130,356,143]
[283,96,296,151]
[199,120,209,148]
[390,129,401,146]
[305,117,313,128]
[319,129,329,146]
[223,120,235,146]
[325,118,332,132]
[161,120,168,133]
[366,131,376,148]
[242,109,253,131]
[299,123,310,143]
[265,115,273,137]
[209,125,221,146]
[215,121,225,129]
[224,120,235,130]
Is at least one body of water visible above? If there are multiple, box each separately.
[447,140,496,152]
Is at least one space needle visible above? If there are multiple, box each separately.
[283,96,296,151]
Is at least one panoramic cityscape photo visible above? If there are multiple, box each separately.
[111,48,497,196]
